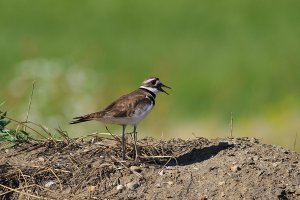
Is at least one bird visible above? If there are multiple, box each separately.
[70,77,171,160]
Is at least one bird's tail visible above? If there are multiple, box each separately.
[70,112,101,124]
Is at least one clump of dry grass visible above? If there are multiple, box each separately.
[0,132,211,199]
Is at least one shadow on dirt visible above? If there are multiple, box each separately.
[170,142,234,166]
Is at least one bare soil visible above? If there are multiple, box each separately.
[0,136,299,200]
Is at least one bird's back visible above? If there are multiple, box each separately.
[70,89,154,125]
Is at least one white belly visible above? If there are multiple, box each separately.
[99,104,154,125]
[130,103,154,124]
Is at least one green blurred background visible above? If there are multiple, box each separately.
[0,1,299,151]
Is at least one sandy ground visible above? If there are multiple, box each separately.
[0,136,299,200]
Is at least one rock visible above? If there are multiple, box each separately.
[45,180,56,188]
[166,166,176,170]
[253,156,259,161]
[116,184,124,191]
[88,186,96,193]
[130,166,142,173]
[155,183,161,188]
[127,181,139,190]
[167,181,174,185]
[198,195,208,200]
[250,138,259,143]
[278,184,286,189]
[230,165,241,172]
[209,166,217,171]
[63,186,71,194]
[218,181,225,186]
[159,170,164,176]
[38,157,45,162]
[287,187,295,193]
[272,162,281,167]
[112,178,120,186]
[220,192,225,197]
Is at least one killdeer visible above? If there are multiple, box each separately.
[70,77,171,160]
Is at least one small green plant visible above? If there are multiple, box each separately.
[0,111,31,143]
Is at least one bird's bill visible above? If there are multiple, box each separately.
[158,83,171,95]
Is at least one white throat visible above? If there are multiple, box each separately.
[140,86,159,94]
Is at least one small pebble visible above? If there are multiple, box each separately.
[275,190,284,196]
[198,195,208,200]
[155,183,161,188]
[127,181,139,190]
[159,170,164,176]
[130,166,142,173]
[45,180,56,188]
[38,157,45,162]
[220,192,225,197]
[166,166,176,170]
[230,165,241,172]
[63,186,71,194]
[88,186,96,193]
[250,138,259,143]
[209,166,216,171]
[218,181,225,186]
[167,181,174,185]
[116,184,123,191]
[272,162,281,167]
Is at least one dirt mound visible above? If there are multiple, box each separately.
[0,137,299,199]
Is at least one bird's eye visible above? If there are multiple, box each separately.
[151,80,156,84]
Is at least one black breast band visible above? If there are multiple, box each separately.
[139,87,156,105]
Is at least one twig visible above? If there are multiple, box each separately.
[32,168,63,191]
[27,121,53,139]
[48,168,63,191]
[28,183,57,194]
[144,155,173,158]
[105,126,121,143]
[111,155,143,178]
[73,132,115,143]
[0,101,5,107]
[191,133,205,141]
[0,184,43,199]
[67,155,80,170]
[17,169,30,200]
[154,156,178,175]
[1,115,47,139]
[186,172,193,195]
[24,81,35,132]
[55,125,71,142]
[294,129,298,151]
[230,112,233,138]
[11,163,72,174]
[161,131,164,139]
[0,184,44,197]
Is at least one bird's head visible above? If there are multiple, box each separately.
[140,77,171,95]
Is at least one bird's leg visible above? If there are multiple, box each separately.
[122,125,126,160]
[133,125,138,160]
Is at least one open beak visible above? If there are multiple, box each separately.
[158,83,171,95]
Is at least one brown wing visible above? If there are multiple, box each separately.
[100,90,151,118]
[70,89,150,124]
